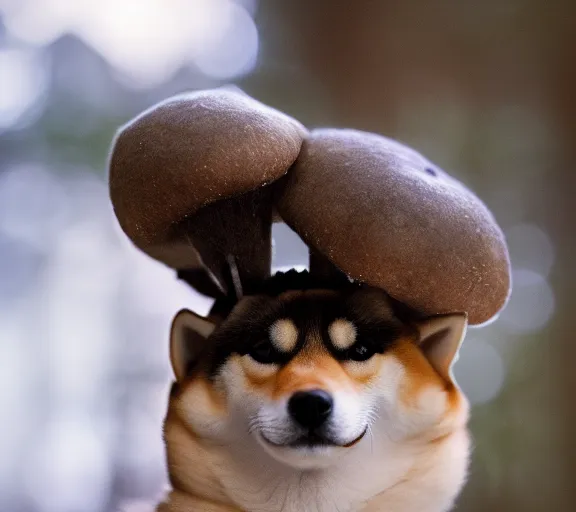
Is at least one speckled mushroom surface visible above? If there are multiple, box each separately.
[109,89,511,325]
[277,129,510,325]
[109,89,307,270]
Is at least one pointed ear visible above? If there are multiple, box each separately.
[170,309,215,382]
[416,313,468,383]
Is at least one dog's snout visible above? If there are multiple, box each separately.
[288,390,333,429]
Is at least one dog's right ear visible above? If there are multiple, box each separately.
[170,309,215,382]
[416,313,468,384]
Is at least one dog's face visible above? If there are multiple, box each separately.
[168,278,468,472]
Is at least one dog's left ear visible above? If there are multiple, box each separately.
[170,309,216,382]
[416,313,468,383]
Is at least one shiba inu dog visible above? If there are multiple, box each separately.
[156,271,470,512]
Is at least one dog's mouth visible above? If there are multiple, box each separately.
[260,427,367,449]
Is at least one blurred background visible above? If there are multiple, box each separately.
[0,0,574,511]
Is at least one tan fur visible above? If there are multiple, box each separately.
[393,338,465,419]
[157,287,470,512]
[328,319,357,350]
[272,351,356,399]
[269,319,299,352]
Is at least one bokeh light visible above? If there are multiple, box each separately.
[0,47,48,130]
[24,415,112,512]
[455,339,506,405]
[0,0,258,86]
[500,269,555,334]
[506,223,555,278]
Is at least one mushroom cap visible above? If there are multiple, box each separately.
[277,128,511,325]
[109,89,511,325]
[109,89,307,269]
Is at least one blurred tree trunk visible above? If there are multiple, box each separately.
[545,1,576,505]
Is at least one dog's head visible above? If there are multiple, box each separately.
[168,272,469,471]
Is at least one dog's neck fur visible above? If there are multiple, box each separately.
[156,409,469,512]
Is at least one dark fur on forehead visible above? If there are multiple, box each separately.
[177,270,423,381]
[256,269,354,296]
[208,268,355,319]
[198,282,418,377]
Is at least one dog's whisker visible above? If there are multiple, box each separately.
[368,425,375,455]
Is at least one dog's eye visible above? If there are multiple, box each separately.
[348,342,376,362]
[248,342,277,364]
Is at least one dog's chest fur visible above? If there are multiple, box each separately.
[158,416,469,512]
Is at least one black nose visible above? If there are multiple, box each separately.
[288,390,333,429]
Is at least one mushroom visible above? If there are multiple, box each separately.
[109,89,511,325]
[109,89,307,296]
[277,129,511,325]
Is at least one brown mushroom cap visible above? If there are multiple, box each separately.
[109,89,307,270]
[109,90,511,325]
[277,128,511,325]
